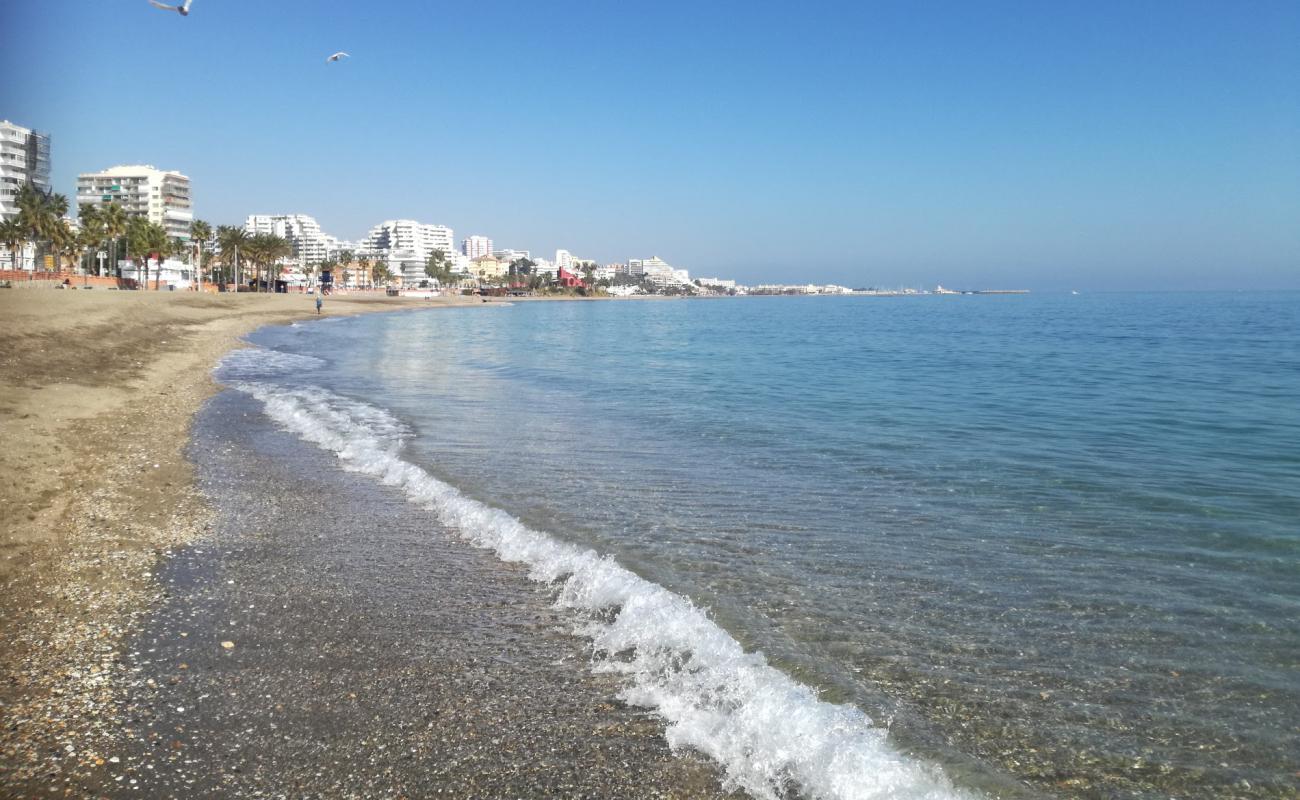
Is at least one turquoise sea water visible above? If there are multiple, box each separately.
[235,293,1299,798]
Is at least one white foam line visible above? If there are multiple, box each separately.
[232,377,976,800]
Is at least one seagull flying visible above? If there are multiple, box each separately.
[326,52,350,63]
[149,0,193,15]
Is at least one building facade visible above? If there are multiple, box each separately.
[77,165,193,240]
[0,120,51,222]
[365,219,454,264]
[493,248,530,262]
[244,213,354,267]
[462,235,493,259]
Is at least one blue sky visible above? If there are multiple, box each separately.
[2,0,1297,289]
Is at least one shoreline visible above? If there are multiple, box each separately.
[0,290,480,790]
[0,288,734,797]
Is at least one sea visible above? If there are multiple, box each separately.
[214,292,1299,799]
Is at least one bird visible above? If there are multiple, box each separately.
[326,52,350,63]
[148,0,193,15]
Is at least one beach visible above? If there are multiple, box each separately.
[0,288,720,796]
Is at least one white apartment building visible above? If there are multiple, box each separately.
[627,256,673,277]
[493,248,530,262]
[554,249,574,271]
[78,165,192,240]
[366,219,454,264]
[696,277,736,289]
[244,213,356,267]
[386,249,429,287]
[0,120,51,222]
[462,235,493,259]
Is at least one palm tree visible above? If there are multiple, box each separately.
[373,262,393,286]
[245,233,292,292]
[216,226,249,291]
[77,205,104,277]
[190,219,212,291]
[48,219,76,274]
[357,255,371,289]
[337,249,354,288]
[15,184,69,273]
[100,203,128,278]
[126,218,167,289]
[0,218,24,271]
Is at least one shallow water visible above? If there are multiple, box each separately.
[231,292,1300,798]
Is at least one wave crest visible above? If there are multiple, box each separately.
[234,381,973,800]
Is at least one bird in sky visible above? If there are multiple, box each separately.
[148,0,193,15]
[326,52,350,63]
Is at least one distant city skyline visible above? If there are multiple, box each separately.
[2,0,1297,290]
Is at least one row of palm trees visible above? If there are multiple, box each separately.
[2,181,396,292]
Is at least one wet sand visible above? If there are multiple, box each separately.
[0,291,717,796]
[74,391,731,797]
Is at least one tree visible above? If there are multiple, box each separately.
[49,219,76,274]
[245,233,292,292]
[425,249,453,285]
[15,183,69,272]
[337,249,354,288]
[100,202,128,278]
[190,219,212,291]
[0,218,24,271]
[126,218,167,289]
[358,255,371,289]
[372,261,393,286]
[216,226,249,290]
[76,205,103,277]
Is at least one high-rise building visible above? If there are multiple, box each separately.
[365,219,454,263]
[462,235,493,259]
[554,249,573,270]
[245,213,346,266]
[0,120,52,222]
[77,165,192,240]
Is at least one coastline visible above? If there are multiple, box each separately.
[0,288,733,797]
[0,290,475,789]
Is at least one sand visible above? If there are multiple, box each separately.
[0,288,473,788]
[0,286,730,798]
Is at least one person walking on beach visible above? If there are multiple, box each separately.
[315,292,323,315]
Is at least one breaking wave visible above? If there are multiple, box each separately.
[230,378,975,800]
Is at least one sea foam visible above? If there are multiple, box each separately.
[231,373,975,800]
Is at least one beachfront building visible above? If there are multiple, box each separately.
[0,120,51,270]
[77,165,193,240]
[493,248,530,262]
[1,120,51,222]
[531,257,556,279]
[246,214,331,266]
[628,256,674,278]
[471,255,506,281]
[243,213,359,269]
[462,235,493,259]
[696,277,737,290]
[385,248,428,287]
[554,249,574,271]
[365,219,454,264]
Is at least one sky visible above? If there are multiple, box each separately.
[1,0,1297,290]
